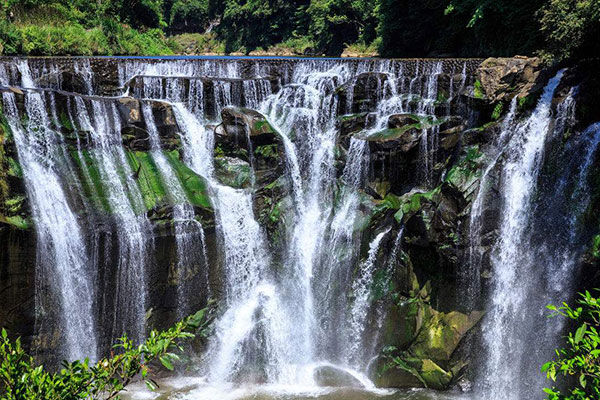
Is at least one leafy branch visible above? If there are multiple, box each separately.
[542,290,600,400]
[0,308,210,400]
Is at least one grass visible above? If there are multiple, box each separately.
[1,19,175,56]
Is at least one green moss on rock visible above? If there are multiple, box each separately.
[419,359,454,389]
[409,309,483,362]
[71,149,112,213]
[214,156,252,189]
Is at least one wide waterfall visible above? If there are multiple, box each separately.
[0,56,598,400]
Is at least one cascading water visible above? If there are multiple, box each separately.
[71,97,151,343]
[141,102,208,321]
[4,56,598,400]
[166,85,286,385]
[115,57,477,387]
[346,228,391,366]
[1,63,97,361]
[467,96,518,307]
[477,70,597,399]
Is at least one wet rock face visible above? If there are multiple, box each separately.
[475,56,546,104]
[0,229,36,346]
[220,107,279,146]
[116,97,180,151]
[4,56,598,389]
[336,72,389,113]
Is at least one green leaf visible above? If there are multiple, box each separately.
[159,355,174,371]
[541,362,552,372]
[579,373,586,388]
[574,323,588,344]
[145,379,158,391]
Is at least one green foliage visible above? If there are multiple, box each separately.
[0,309,209,399]
[377,0,449,57]
[538,0,600,63]
[491,102,504,120]
[171,32,225,54]
[0,0,598,59]
[169,0,210,34]
[473,79,485,99]
[306,0,377,55]
[542,291,600,399]
[592,235,600,259]
[217,0,303,54]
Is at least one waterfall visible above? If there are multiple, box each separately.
[467,97,518,307]
[141,103,207,321]
[7,57,595,399]
[346,228,391,366]
[72,97,151,343]
[482,71,576,399]
[168,85,285,384]
[315,137,369,359]
[2,63,97,361]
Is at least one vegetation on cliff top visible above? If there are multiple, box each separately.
[0,0,598,61]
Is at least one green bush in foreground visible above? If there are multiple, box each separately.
[543,290,600,400]
[0,309,209,400]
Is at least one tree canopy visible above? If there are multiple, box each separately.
[0,0,597,61]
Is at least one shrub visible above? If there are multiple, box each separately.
[542,290,600,399]
[0,309,209,400]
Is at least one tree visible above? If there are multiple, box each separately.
[542,290,600,399]
[168,0,210,34]
[0,309,210,400]
[377,0,449,57]
[217,0,305,53]
[307,0,377,56]
[539,0,600,63]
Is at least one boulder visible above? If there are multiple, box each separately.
[388,114,421,129]
[338,112,371,137]
[313,365,364,388]
[475,57,546,104]
[117,98,180,151]
[374,359,425,388]
[220,107,278,146]
[408,309,484,362]
[214,157,252,189]
[356,126,423,153]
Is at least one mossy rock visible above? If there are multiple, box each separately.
[374,355,453,390]
[220,107,278,146]
[408,309,483,362]
[418,359,454,390]
[214,156,252,189]
[164,150,211,210]
[337,112,371,136]
[393,187,441,224]
[382,298,425,350]
[356,124,420,142]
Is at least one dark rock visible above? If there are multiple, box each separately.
[336,72,389,113]
[220,107,278,146]
[357,126,423,153]
[214,157,252,189]
[388,114,421,129]
[338,112,371,137]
